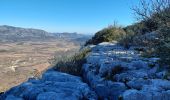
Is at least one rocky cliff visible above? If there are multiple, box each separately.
[1,42,170,100]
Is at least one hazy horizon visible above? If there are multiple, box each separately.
[0,0,140,34]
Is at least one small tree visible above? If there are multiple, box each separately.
[132,0,170,27]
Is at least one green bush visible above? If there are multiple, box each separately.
[85,25,126,46]
[130,4,170,66]
[156,27,170,66]
[141,27,170,66]
[124,22,147,35]
[141,48,155,58]
[119,21,155,48]
[53,48,91,76]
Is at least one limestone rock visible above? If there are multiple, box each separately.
[1,71,97,100]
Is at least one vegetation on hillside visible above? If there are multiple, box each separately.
[85,24,126,46]
[131,0,170,65]
[156,27,170,65]
[52,48,91,76]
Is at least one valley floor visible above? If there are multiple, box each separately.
[0,39,80,92]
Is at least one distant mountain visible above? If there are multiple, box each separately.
[53,32,92,43]
[0,25,55,42]
[53,32,85,38]
[0,25,91,43]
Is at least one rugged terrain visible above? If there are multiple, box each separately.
[83,42,169,99]
[1,0,170,100]
[2,42,170,100]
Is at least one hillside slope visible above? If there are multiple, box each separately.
[2,42,170,100]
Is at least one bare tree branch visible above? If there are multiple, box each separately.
[132,0,170,26]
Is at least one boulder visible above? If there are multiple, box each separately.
[5,95,23,100]
[37,92,79,100]
[114,70,148,82]
[131,60,149,70]
[151,79,170,90]
[122,89,152,100]
[108,82,127,100]
[99,61,122,77]
[142,85,165,92]
[41,71,82,82]
[37,92,65,100]
[127,78,151,90]
[1,71,97,100]
[95,82,126,100]
[123,89,170,100]
[95,84,110,98]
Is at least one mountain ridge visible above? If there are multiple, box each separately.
[0,25,90,42]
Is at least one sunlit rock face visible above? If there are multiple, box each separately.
[1,70,97,100]
[82,42,170,100]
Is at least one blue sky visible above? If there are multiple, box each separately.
[0,0,139,34]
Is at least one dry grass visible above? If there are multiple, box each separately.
[53,48,91,76]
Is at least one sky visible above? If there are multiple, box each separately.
[0,0,139,34]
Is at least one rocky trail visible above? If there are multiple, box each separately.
[1,42,170,100]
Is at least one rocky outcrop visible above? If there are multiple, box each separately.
[82,42,170,100]
[1,42,170,100]
[1,70,97,100]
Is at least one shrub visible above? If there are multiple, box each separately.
[121,0,170,48]
[141,26,170,66]
[119,32,134,49]
[141,48,155,58]
[53,48,91,76]
[164,71,170,79]
[49,49,78,66]
[119,21,153,48]
[156,27,170,66]
[85,25,126,46]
